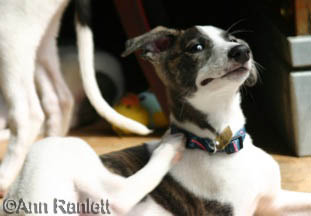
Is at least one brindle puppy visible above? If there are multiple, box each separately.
[108,26,311,215]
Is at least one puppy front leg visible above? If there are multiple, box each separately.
[275,190,311,215]
[256,190,311,216]
[109,133,185,215]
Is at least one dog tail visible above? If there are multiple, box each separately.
[74,0,151,135]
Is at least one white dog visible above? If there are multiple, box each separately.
[3,25,311,215]
[0,0,150,196]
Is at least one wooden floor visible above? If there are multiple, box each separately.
[1,121,311,193]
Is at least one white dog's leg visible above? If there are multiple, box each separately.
[35,64,63,136]
[0,45,45,196]
[0,0,70,196]
[36,9,74,136]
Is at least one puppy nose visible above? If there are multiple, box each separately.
[228,45,250,63]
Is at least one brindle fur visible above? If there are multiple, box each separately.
[122,26,257,135]
[148,27,219,134]
[100,145,233,216]
[168,89,217,134]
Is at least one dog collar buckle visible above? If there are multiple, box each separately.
[208,141,218,154]
[215,126,233,151]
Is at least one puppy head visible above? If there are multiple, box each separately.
[122,26,257,97]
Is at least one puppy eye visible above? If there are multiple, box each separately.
[187,44,204,53]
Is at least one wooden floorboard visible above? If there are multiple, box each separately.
[0,121,311,194]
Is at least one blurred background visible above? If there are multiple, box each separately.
[0,0,309,195]
[58,0,311,157]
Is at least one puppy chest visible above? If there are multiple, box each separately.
[169,149,263,215]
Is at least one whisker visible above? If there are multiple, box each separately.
[256,70,263,85]
[226,19,247,34]
[241,81,256,102]
[253,61,264,85]
[230,29,254,35]
[254,60,265,71]
[247,88,255,102]
[240,85,247,96]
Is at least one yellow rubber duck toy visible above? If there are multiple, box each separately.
[113,93,149,135]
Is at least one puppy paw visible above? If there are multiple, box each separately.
[153,133,186,165]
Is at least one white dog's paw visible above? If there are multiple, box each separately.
[153,133,186,165]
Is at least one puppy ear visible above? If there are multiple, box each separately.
[245,65,258,86]
[121,26,179,61]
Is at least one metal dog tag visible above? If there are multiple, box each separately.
[215,126,233,150]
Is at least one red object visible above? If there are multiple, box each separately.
[191,139,208,151]
[121,93,140,106]
[113,0,169,116]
